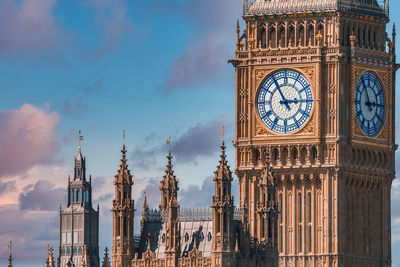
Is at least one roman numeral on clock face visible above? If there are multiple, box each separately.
[257,69,314,134]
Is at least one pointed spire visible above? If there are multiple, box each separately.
[143,191,149,211]
[81,245,91,267]
[193,233,198,250]
[214,126,232,182]
[46,245,55,267]
[146,233,152,252]
[74,130,86,181]
[115,130,132,185]
[235,234,240,253]
[77,130,84,160]
[101,247,111,267]
[8,240,13,267]
[160,137,179,211]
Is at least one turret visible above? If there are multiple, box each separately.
[46,245,56,267]
[160,137,181,266]
[112,131,135,267]
[211,129,236,266]
[159,137,179,212]
[140,192,150,233]
[81,245,91,267]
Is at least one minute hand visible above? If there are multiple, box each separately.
[273,78,290,110]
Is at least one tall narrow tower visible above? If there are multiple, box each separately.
[112,136,135,267]
[160,143,181,267]
[232,0,395,266]
[58,132,99,267]
[211,139,235,267]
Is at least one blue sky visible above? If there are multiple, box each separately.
[1,0,400,266]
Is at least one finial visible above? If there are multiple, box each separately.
[8,240,13,267]
[220,125,225,142]
[123,130,126,146]
[166,136,172,154]
[78,130,83,152]
[8,240,12,255]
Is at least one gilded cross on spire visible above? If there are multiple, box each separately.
[78,130,84,152]
[8,240,12,255]
[123,130,126,146]
[220,125,225,142]
[166,136,172,154]
[46,244,53,254]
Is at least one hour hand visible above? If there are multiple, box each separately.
[274,79,290,110]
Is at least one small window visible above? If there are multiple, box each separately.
[208,232,212,242]
[162,233,165,243]
[200,232,204,242]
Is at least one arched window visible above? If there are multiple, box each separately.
[77,190,81,202]
[308,192,312,253]
[208,232,212,242]
[162,233,165,243]
[116,217,120,237]
[123,216,127,237]
[288,24,295,46]
[299,193,302,253]
[280,194,283,224]
[273,148,279,162]
[261,28,267,48]
[299,24,305,46]
[268,217,272,239]
[312,146,318,159]
[70,190,74,203]
[269,26,276,48]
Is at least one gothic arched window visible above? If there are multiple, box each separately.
[299,193,303,253]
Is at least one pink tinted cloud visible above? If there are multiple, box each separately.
[0,0,62,55]
[0,104,60,178]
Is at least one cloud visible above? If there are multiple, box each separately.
[0,104,60,178]
[159,0,242,91]
[19,180,66,211]
[0,204,58,259]
[130,115,231,169]
[0,181,17,196]
[84,0,132,58]
[61,99,88,117]
[164,38,227,92]
[0,0,63,55]
[173,115,231,163]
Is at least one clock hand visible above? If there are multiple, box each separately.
[361,77,373,112]
[280,99,313,104]
[365,102,384,108]
[273,77,290,110]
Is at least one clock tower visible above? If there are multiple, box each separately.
[232,0,395,266]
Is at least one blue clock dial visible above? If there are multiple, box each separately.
[257,69,314,134]
[354,71,385,137]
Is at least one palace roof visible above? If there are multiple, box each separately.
[244,0,389,19]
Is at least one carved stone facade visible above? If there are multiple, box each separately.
[109,141,279,267]
[58,146,100,267]
[233,0,395,266]
[112,144,135,267]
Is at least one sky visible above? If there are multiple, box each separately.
[0,0,400,266]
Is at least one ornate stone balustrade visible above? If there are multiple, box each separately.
[244,0,388,17]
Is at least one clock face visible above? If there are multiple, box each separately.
[354,71,385,137]
[257,69,314,134]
